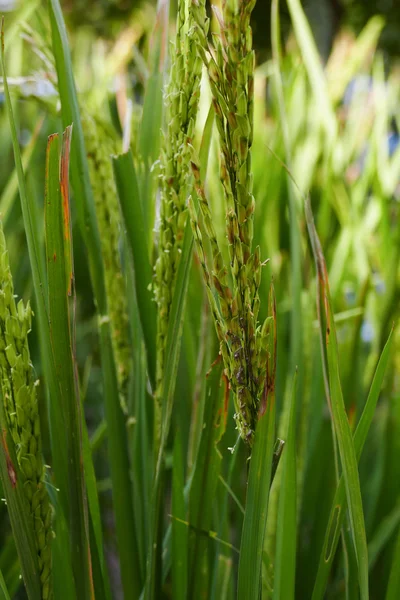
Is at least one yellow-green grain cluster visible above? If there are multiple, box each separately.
[190,0,271,445]
[153,0,205,422]
[82,113,131,406]
[0,224,52,599]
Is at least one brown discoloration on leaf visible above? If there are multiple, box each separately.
[87,544,95,600]
[260,283,277,417]
[1,429,17,488]
[348,403,356,430]
[305,195,333,411]
[221,372,229,429]
[306,196,332,330]
[206,353,222,378]
[190,161,201,181]
[1,16,5,54]
[47,133,59,145]
[61,126,73,296]
[53,252,57,262]
[270,285,277,385]
[60,126,72,242]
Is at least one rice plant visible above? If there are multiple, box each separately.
[0,0,399,599]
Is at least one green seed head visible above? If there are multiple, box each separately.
[189,0,276,445]
[154,0,206,423]
[82,112,131,410]
[0,222,53,598]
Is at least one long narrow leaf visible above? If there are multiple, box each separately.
[0,19,48,319]
[172,430,188,600]
[237,393,276,599]
[49,488,76,600]
[146,218,193,599]
[212,555,232,600]
[45,129,94,599]
[48,0,105,306]
[0,569,10,600]
[312,329,393,600]
[82,418,111,600]
[48,4,141,597]
[306,198,369,600]
[188,361,225,598]
[112,150,157,389]
[270,0,305,542]
[271,0,302,374]
[99,321,142,599]
[157,110,217,587]
[161,218,193,438]
[0,536,20,598]
[0,118,43,227]
[0,19,74,598]
[237,287,277,600]
[127,283,150,580]
[273,370,298,600]
[386,526,400,600]
[286,0,336,143]
[138,0,169,240]
[368,501,400,571]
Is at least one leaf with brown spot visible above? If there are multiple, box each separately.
[1,429,17,488]
[60,125,73,295]
[45,130,94,600]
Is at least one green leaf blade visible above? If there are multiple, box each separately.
[273,371,298,600]
[306,198,369,600]
[238,287,278,600]
[0,569,11,600]
[237,396,276,599]
[45,129,94,600]
[48,5,141,598]
[188,360,225,599]
[112,150,157,389]
[312,329,393,600]
[172,431,188,600]
[386,527,400,600]
[146,218,193,600]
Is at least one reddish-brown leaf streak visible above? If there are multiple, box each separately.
[87,544,95,600]
[219,372,229,430]
[260,285,277,418]
[271,285,277,382]
[314,231,332,343]
[60,126,73,295]
[1,428,17,488]
[260,383,268,417]
[60,128,72,243]
[1,16,5,53]
[324,290,331,342]
[348,403,356,429]
[206,353,222,378]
